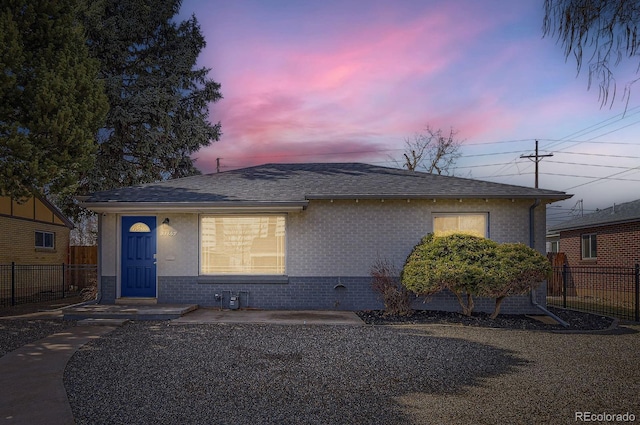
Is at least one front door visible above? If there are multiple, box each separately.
[121,216,157,297]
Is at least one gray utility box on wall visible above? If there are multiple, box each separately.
[229,294,240,310]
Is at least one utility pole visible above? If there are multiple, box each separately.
[520,140,553,188]
[216,157,222,173]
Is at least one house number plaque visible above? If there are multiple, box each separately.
[160,231,177,237]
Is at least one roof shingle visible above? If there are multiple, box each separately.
[83,162,571,204]
[549,198,640,231]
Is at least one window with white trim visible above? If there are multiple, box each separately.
[35,231,55,249]
[200,215,286,275]
[433,213,488,237]
[581,233,597,259]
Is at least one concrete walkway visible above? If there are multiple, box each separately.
[0,326,116,425]
[172,308,365,325]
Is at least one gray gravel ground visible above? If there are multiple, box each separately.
[0,319,75,357]
[62,321,640,425]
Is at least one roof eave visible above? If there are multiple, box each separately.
[551,217,640,232]
[35,193,74,229]
[305,193,572,201]
[80,201,309,214]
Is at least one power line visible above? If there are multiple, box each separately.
[563,165,640,190]
[554,151,640,159]
[545,160,637,170]
[544,172,640,182]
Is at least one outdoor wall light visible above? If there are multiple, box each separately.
[162,218,170,225]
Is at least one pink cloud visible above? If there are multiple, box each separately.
[187,0,565,172]
[195,138,389,173]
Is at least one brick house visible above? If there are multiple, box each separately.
[80,163,570,314]
[547,198,640,268]
[0,194,74,265]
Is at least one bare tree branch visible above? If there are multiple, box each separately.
[397,125,462,175]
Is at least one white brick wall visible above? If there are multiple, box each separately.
[287,199,544,276]
[101,214,117,276]
[156,213,198,276]
[99,198,548,279]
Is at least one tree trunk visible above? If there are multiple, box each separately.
[454,291,474,316]
[490,296,505,319]
[465,293,474,316]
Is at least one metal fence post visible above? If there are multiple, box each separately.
[635,263,639,322]
[562,263,567,309]
[11,262,15,307]
[62,263,65,299]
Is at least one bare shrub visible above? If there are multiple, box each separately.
[370,258,413,316]
[80,279,97,301]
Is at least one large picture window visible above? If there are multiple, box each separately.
[581,233,597,259]
[200,215,285,275]
[433,213,488,237]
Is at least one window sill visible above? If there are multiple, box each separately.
[35,248,56,253]
[197,275,289,284]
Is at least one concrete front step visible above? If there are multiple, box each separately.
[63,304,198,321]
[115,297,157,305]
[77,318,130,326]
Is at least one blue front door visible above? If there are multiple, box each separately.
[121,216,157,297]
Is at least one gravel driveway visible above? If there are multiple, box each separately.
[62,322,640,425]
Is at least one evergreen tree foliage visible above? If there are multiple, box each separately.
[0,0,108,201]
[402,233,550,318]
[481,243,551,319]
[80,0,222,192]
[402,233,499,316]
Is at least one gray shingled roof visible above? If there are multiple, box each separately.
[82,163,571,206]
[549,198,640,231]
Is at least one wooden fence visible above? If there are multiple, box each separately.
[69,246,97,265]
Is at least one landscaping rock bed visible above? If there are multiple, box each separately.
[356,307,615,331]
[0,319,74,357]
[64,322,525,425]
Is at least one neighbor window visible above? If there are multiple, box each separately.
[35,231,55,249]
[200,215,285,274]
[581,233,597,259]
[433,213,488,237]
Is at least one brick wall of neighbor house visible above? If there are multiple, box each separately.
[558,221,640,295]
[560,221,640,267]
[0,215,70,264]
[99,198,549,313]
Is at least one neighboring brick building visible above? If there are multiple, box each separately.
[0,194,74,265]
[81,162,570,313]
[548,198,640,268]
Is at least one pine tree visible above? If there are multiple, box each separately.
[80,0,222,192]
[0,0,108,201]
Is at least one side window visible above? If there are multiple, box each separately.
[35,231,55,249]
[433,213,488,237]
[581,234,597,259]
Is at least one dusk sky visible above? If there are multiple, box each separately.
[178,0,640,226]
